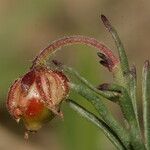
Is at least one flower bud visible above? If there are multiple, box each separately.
[7,67,69,134]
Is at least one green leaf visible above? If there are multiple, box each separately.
[101,14,129,84]
[102,83,145,150]
[142,60,150,150]
[69,82,130,149]
[100,16,145,149]
[129,65,140,128]
[50,63,130,148]
[67,99,126,150]
[60,63,121,101]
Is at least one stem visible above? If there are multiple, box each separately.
[60,64,120,101]
[67,99,126,150]
[52,63,130,148]
[30,16,145,149]
[69,82,130,149]
[32,35,119,71]
[142,60,150,150]
[102,84,145,150]
[61,63,145,149]
[101,15,145,150]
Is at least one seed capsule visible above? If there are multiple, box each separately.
[7,67,69,134]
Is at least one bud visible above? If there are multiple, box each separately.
[6,67,69,134]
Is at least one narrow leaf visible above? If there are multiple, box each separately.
[142,60,150,150]
[129,65,140,128]
[101,15,129,79]
[51,62,130,149]
[102,83,145,149]
[52,61,120,101]
[67,99,126,150]
[69,83,130,149]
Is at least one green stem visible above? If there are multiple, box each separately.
[69,82,130,149]
[59,64,144,149]
[101,15,145,150]
[61,64,120,101]
[30,15,145,149]
[67,99,126,150]
[54,63,145,149]
[103,84,145,150]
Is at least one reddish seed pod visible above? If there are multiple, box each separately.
[6,67,69,133]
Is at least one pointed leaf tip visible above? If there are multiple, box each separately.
[144,60,150,70]
[97,52,115,71]
[130,65,136,79]
[97,83,110,91]
[101,14,112,31]
[97,52,107,60]
[52,59,63,67]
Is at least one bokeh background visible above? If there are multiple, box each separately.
[0,0,150,150]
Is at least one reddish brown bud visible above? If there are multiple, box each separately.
[7,67,69,134]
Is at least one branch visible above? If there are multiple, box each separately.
[99,83,145,149]
[66,99,126,150]
[52,61,121,101]
[32,35,119,72]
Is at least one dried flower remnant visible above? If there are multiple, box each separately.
[7,67,69,136]
[6,33,120,139]
[9,32,122,139]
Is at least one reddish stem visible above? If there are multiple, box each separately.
[32,35,119,71]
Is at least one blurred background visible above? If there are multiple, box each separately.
[0,0,150,149]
